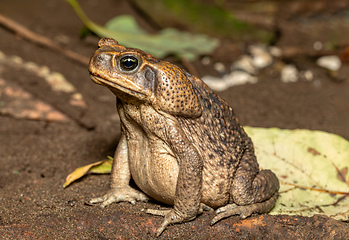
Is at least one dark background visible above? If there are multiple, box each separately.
[0,0,348,239]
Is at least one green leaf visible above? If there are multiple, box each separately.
[132,0,275,42]
[105,15,146,35]
[245,127,349,220]
[66,0,219,61]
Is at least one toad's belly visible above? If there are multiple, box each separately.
[127,138,179,205]
[126,138,231,208]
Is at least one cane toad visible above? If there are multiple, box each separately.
[88,38,279,236]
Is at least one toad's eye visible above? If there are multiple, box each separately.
[119,56,139,71]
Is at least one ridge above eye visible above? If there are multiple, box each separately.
[119,56,139,71]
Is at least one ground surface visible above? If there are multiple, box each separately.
[0,0,348,239]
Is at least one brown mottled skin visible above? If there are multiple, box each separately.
[88,38,279,236]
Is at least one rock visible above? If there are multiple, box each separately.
[316,55,342,71]
[281,64,299,83]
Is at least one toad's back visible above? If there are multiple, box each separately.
[175,73,249,207]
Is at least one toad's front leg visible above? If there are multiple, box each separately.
[89,134,149,207]
[147,123,203,237]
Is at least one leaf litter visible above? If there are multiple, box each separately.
[244,127,349,220]
[64,127,349,221]
[63,157,113,188]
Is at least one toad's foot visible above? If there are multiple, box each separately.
[146,203,212,237]
[210,192,278,225]
[89,187,150,208]
[147,209,195,237]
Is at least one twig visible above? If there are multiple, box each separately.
[280,46,337,59]
[0,13,89,66]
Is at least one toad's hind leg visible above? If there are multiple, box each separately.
[212,142,279,225]
[211,192,278,225]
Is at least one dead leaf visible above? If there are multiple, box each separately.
[65,127,349,221]
[245,127,349,221]
[63,157,113,188]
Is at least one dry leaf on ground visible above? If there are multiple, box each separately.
[63,157,113,188]
[64,127,349,221]
[245,127,349,220]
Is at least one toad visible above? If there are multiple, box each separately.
[88,38,279,236]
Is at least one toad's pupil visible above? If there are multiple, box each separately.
[120,56,138,71]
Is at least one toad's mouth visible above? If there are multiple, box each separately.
[90,74,147,98]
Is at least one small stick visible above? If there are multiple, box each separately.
[280,46,336,59]
[0,13,89,66]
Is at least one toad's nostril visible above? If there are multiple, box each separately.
[96,55,103,62]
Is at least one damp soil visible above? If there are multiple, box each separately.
[0,0,348,239]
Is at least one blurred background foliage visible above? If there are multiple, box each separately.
[131,0,275,43]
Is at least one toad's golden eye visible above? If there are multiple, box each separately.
[119,56,139,71]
